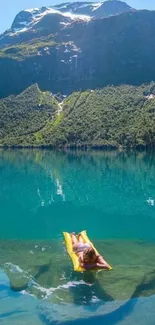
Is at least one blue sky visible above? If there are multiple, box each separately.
[0,0,155,33]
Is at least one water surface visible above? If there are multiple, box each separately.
[0,149,155,324]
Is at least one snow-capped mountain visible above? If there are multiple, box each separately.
[7,0,132,37]
[0,1,154,100]
[11,6,91,36]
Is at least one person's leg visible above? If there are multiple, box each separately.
[70,233,79,246]
[77,233,84,243]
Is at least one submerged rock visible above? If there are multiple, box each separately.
[0,239,155,304]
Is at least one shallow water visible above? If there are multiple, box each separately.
[0,149,155,324]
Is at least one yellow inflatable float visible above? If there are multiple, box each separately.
[63,230,112,272]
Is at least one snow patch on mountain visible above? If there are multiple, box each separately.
[8,26,30,36]
[25,8,40,13]
[59,11,91,21]
[91,2,102,11]
[19,21,28,26]
[55,3,70,10]
[32,8,60,25]
[73,3,92,9]
[10,6,91,36]
[25,6,91,23]
[14,27,29,34]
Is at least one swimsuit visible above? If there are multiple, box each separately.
[74,242,91,253]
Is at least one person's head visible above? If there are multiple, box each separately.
[83,247,96,263]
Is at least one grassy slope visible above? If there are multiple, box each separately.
[0,36,57,60]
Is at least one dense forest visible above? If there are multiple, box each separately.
[1,82,155,149]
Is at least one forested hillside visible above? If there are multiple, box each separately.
[0,84,58,146]
[1,83,155,149]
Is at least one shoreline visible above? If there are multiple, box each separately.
[0,144,154,151]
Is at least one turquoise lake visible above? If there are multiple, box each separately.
[0,149,155,325]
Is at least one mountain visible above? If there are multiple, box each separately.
[0,1,155,102]
[0,1,133,47]
[1,1,155,149]
[1,8,155,98]
[1,83,155,148]
[0,0,147,98]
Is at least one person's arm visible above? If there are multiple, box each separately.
[96,263,110,269]
[96,255,111,269]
